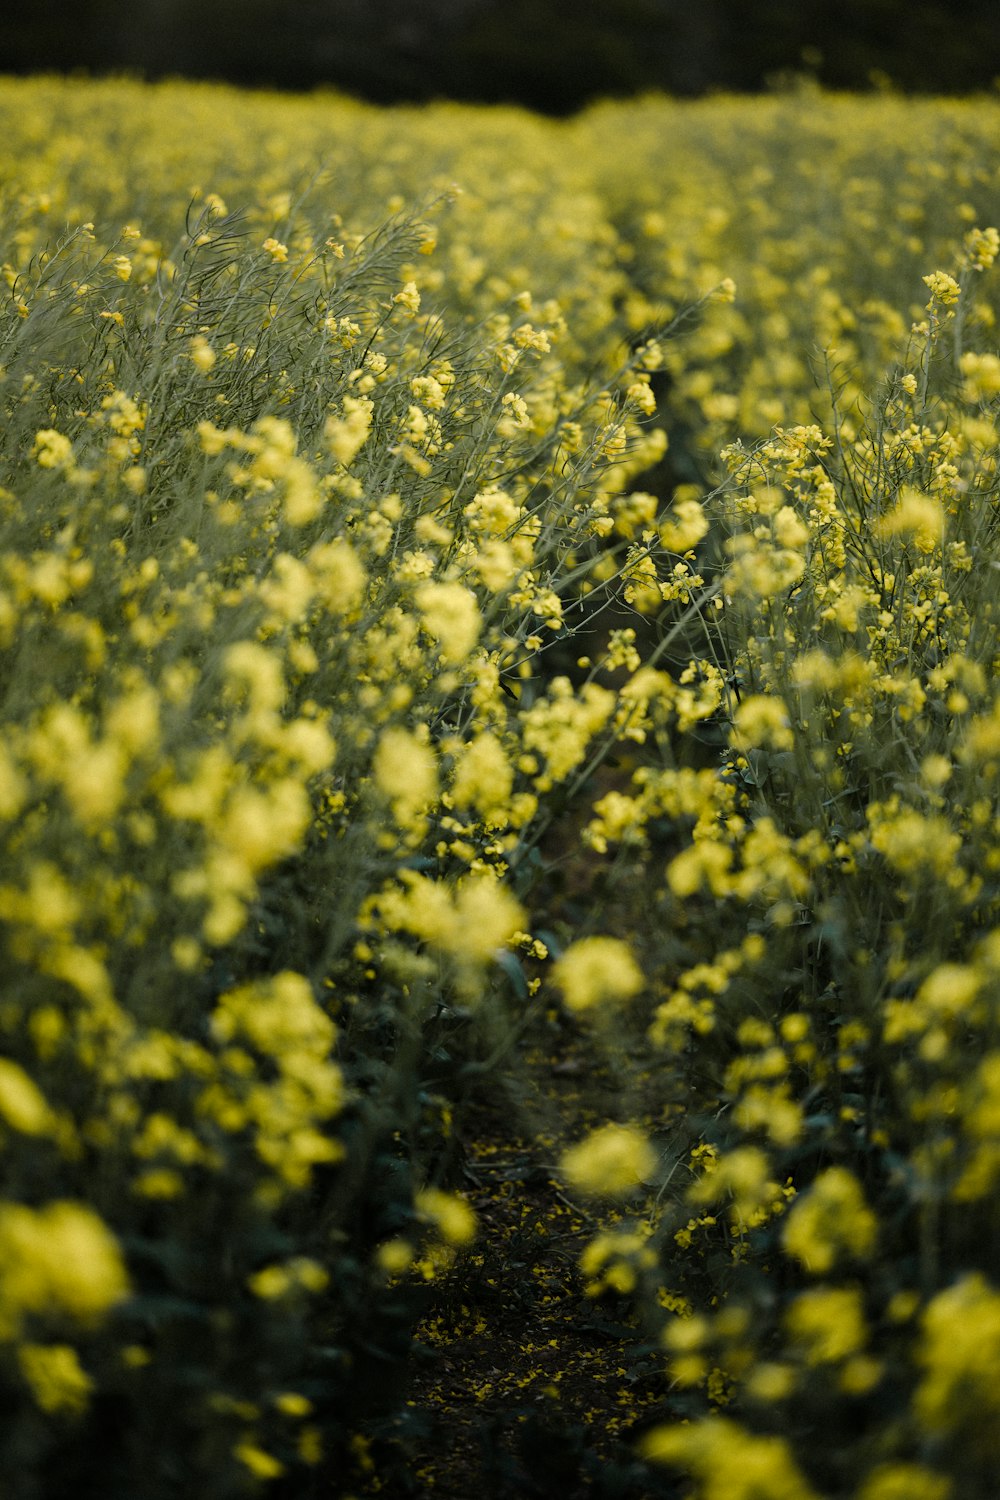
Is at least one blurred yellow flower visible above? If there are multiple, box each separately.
[551,935,643,1012]
[561,1124,655,1198]
[0,1200,129,1338]
[19,1343,93,1414]
[782,1166,877,1274]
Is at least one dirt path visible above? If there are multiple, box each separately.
[366,1031,677,1498]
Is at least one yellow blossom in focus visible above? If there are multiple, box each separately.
[922,270,960,305]
[519,678,616,791]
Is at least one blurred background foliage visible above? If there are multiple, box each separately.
[2,0,998,110]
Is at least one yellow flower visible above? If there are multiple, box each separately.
[373,725,438,834]
[0,1200,130,1338]
[234,1440,285,1479]
[666,839,734,899]
[962,224,999,271]
[375,1238,415,1276]
[415,1187,477,1246]
[659,494,709,552]
[641,1416,819,1499]
[560,1124,655,1198]
[772,505,810,548]
[19,1343,93,1414]
[274,1391,313,1417]
[858,1464,952,1500]
[414,581,481,664]
[325,395,373,468]
[368,870,524,973]
[0,741,27,820]
[32,428,75,470]
[308,536,367,613]
[393,279,421,313]
[689,1145,782,1226]
[551,936,643,1012]
[216,779,311,875]
[211,972,339,1081]
[875,486,945,552]
[449,875,525,965]
[0,1059,55,1135]
[916,1273,1000,1453]
[519,679,616,791]
[922,270,960,305]
[189,334,216,373]
[782,1166,877,1274]
[449,732,514,827]
[463,485,520,534]
[959,351,1000,401]
[732,695,794,751]
[785,1285,867,1364]
[579,1228,656,1296]
[247,1257,329,1300]
[866,801,960,881]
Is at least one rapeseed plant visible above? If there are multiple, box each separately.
[593,243,1000,1498]
[0,70,998,1500]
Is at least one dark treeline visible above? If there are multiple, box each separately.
[2,0,998,110]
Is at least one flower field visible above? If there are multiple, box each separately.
[0,74,998,1499]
